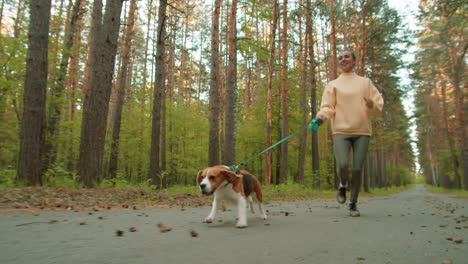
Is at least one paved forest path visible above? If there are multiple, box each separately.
[1,185,467,264]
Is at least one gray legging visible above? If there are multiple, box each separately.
[333,134,370,204]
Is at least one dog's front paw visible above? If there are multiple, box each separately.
[203,217,214,224]
[236,221,247,228]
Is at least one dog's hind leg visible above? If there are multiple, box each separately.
[257,202,267,220]
[248,196,255,214]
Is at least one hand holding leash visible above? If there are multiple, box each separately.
[308,117,322,132]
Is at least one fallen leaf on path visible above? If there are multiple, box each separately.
[49,219,58,224]
[454,239,463,244]
[356,256,366,260]
[190,230,198,237]
[441,260,453,264]
[129,227,137,232]
[446,237,453,241]
[157,223,172,233]
[79,221,86,225]
[116,230,124,236]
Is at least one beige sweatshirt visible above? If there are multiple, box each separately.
[317,72,384,136]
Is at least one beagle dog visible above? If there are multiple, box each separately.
[197,166,267,228]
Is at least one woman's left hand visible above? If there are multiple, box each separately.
[363,97,374,109]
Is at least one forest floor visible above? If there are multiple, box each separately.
[0,184,420,212]
[1,185,467,264]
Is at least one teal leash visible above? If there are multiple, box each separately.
[229,124,308,172]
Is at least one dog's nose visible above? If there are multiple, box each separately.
[199,184,206,190]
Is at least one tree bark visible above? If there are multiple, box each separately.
[329,0,337,80]
[209,0,222,166]
[149,0,167,187]
[17,0,51,186]
[265,0,278,185]
[108,0,137,180]
[307,0,320,185]
[223,0,238,166]
[357,0,368,76]
[78,0,123,187]
[297,0,307,184]
[0,0,5,31]
[13,0,26,38]
[278,0,289,184]
[439,73,461,189]
[278,0,290,184]
[140,0,153,137]
[43,0,83,173]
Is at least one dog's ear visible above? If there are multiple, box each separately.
[196,169,205,184]
[222,168,240,183]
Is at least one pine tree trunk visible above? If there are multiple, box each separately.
[364,153,370,191]
[307,0,320,185]
[17,0,51,186]
[108,0,137,180]
[209,0,222,166]
[358,0,368,76]
[439,74,461,189]
[167,16,176,101]
[0,0,5,30]
[13,0,26,38]
[278,0,289,184]
[463,122,468,190]
[394,140,400,186]
[78,0,123,187]
[329,0,337,80]
[161,74,167,185]
[223,0,237,166]
[149,0,167,187]
[140,0,153,137]
[329,0,338,188]
[66,0,86,172]
[265,0,278,185]
[44,0,83,173]
[297,0,307,184]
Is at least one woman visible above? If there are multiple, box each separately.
[309,50,384,217]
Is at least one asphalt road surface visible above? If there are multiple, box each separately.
[1,185,466,264]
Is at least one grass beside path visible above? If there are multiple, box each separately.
[424,184,468,200]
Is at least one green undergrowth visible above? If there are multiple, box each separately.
[361,185,414,197]
[424,184,468,198]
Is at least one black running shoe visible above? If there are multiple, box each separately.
[336,186,346,204]
[349,203,360,217]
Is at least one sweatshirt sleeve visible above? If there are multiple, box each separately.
[368,80,384,113]
[316,82,336,121]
